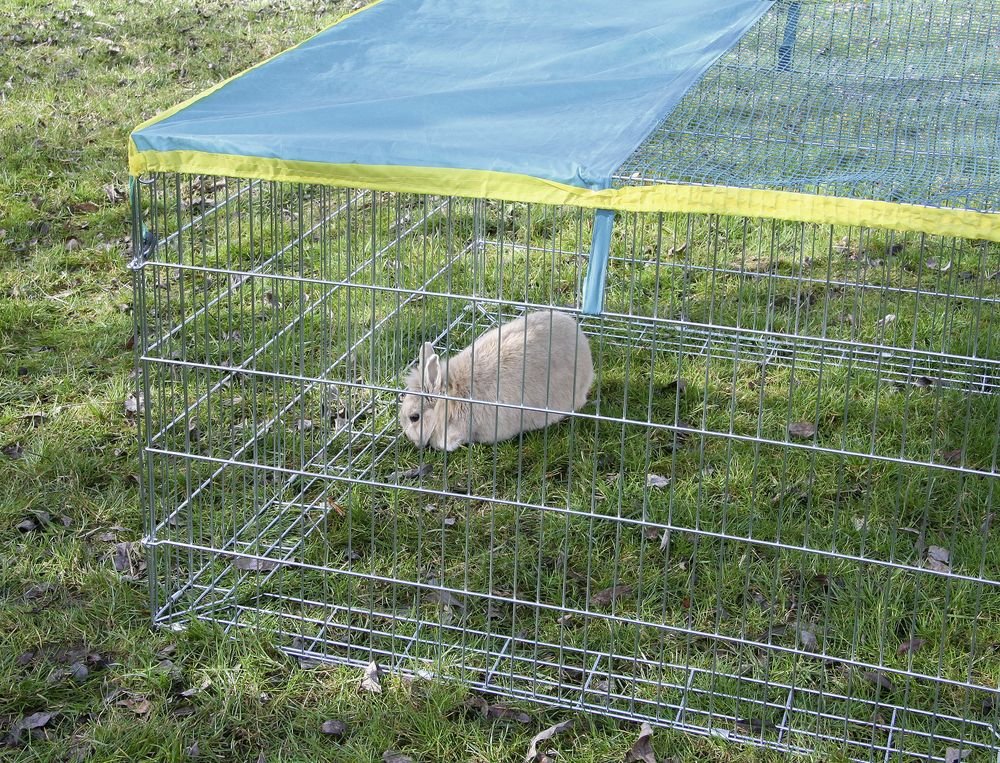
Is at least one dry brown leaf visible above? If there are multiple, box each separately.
[735,717,774,734]
[875,313,896,330]
[360,660,382,694]
[320,719,348,738]
[232,556,279,573]
[625,721,657,763]
[924,545,951,573]
[117,696,152,715]
[3,442,25,459]
[787,421,817,439]
[524,719,573,763]
[897,638,927,656]
[592,584,633,606]
[324,498,346,517]
[70,201,99,214]
[798,629,818,651]
[938,449,963,465]
[863,670,893,693]
[391,464,433,481]
[104,183,125,204]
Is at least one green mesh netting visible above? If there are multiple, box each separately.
[615,0,1000,214]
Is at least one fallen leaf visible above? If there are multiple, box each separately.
[382,752,414,763]
[7,710,55,744]
[798,629,818,651]
[646,474,669,489]
[788,422,817,439]
[524,719,573,763]
[69,661,89,682]
[875,313,896,330]
[184,741,200,758]
[23,583,55,601]
[70,201,99,214]
[117,696,152,715]
[945,748,971,763]
[320,719,348,738]
[924,545,951,573]
[124,394,140,415]
[625,721,657,762]
[863,670,893,692]
[360,660,382,694]
[3,442,25,459]
[592,584,633,606]
[232,556,279,572]
[897,638,927,656]
[113,542,131,571]
[642,525,662,542]
[427,584,465,611]
[112,541,147,579]
[391,464,433,481]
[180,678,212,698]
[19,711,54,730]
[65,237,81,252]
[104,183,125,204]
[661,378,688,395]
[16,651,35,666]
[938,449,963,465]
[487,704,531,724]
[17,517,39,532]
[295,419,313,433]
[735,718,774,734]
[465,695,531,724]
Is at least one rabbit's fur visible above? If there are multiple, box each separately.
[399,310,594,451]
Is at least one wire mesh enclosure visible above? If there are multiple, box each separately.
[130,1,1000,761]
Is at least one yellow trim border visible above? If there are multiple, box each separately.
[128,148,999,242]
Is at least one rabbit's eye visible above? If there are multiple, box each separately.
[408,413,420,423]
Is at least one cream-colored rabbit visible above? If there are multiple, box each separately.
[398,310,594,451]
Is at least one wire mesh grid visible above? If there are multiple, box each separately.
[132,174,1000,761]
[615,0,1000,213]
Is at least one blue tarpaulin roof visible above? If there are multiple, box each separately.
[130,0,773,193]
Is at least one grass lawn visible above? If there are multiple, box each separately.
[2,2,998,763]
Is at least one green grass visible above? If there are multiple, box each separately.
[2,1,999,762]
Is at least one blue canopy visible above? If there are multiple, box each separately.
[130,0,775,313]
[131,0,773,193]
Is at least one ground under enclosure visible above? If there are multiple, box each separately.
[133,177,1000,761]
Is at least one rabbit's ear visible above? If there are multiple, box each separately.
[420,342,441,392]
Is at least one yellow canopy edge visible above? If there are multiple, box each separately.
[128,147,999,243]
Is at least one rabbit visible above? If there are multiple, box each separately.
[398,310,594,451]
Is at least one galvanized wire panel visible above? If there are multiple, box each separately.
[615,0,1000,213]
[134,175,1000,762]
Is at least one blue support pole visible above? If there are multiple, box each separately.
[581,208,616,315]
